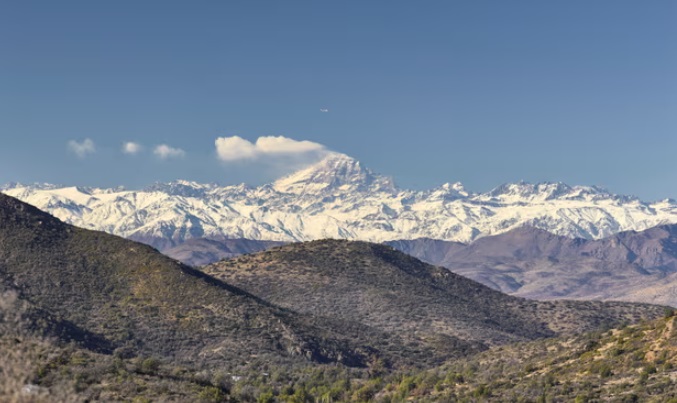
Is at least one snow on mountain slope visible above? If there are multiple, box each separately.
[4,152,677,250]
[273,152,396,195]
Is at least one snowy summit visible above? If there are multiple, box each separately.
[3,152,677,250]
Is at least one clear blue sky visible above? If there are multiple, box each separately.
[1,1,675,200]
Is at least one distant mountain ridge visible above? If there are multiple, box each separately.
[387,225,677,307]
[163,237,287,267]
[4,152,677,250]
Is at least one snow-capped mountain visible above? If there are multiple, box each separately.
[4,152,677,250]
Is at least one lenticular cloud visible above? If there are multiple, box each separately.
[215,136,327,162]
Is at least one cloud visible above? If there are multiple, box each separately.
[215,136,327,162]
[67,138,96,158]
[153,144,186,159]
[256,136,326,154]
[122,142,143,155]
[214,136,258,161]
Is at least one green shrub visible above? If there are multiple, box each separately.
[197,386,226,402]
[257,391,275,403]
[139,357,160,374]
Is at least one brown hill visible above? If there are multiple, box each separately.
[0,192,672,402]
[204,239,666,361]
[0,193,424,372]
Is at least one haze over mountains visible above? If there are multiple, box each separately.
[163,238,286,267]
[4,152,677,251]
[388,225,677,307]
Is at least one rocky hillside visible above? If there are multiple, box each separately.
[0,193,427,373]
[204,240,666,361]
[308,313,677,402]
[0,193,672,401]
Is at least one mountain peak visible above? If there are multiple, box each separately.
[0,182,62,191]
[5,157,676,248]
[144,180,216,197]
[430,182,471,200]
[272,152,396,195]
[487,181,569,199]
[482,181,623,202]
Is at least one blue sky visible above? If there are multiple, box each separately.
[1,1,675,200]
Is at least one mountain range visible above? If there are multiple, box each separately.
[388,224,677,307]
[160,224,677,308]
[162,237,286,267]
[0,193,672,401]
[4,152,677,250]
[0,193,413,372]
[0,192,661,360]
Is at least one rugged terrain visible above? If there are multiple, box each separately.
[0,193,673,401]
[296,313,677,402]
[0,193,428,375]
[160,225,677,307]
[388,225,677,307]
[204,240,666,359]
[4,152,677,250]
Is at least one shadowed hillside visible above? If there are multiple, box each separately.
[0,193,430,374]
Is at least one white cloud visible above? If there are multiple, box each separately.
[256,136,326,154]
[214,136,258,161]
[122,142,143,155]
[153,144,186,159]
[215,136,327,162]
[67,138,96,158]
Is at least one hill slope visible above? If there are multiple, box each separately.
[204,240,666,359]
[0,193,426,372]
[330,313,677,402]
[0,193,672,401]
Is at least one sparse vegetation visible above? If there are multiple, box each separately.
[205,239,666,364]
[1,193,674,401]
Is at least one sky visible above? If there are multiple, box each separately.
[0,1,675,200]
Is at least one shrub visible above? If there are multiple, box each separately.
[139,357,160,374]
[197,386,226,402]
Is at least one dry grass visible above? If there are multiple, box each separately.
[0,291,80,402]
[205,239,666,364]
